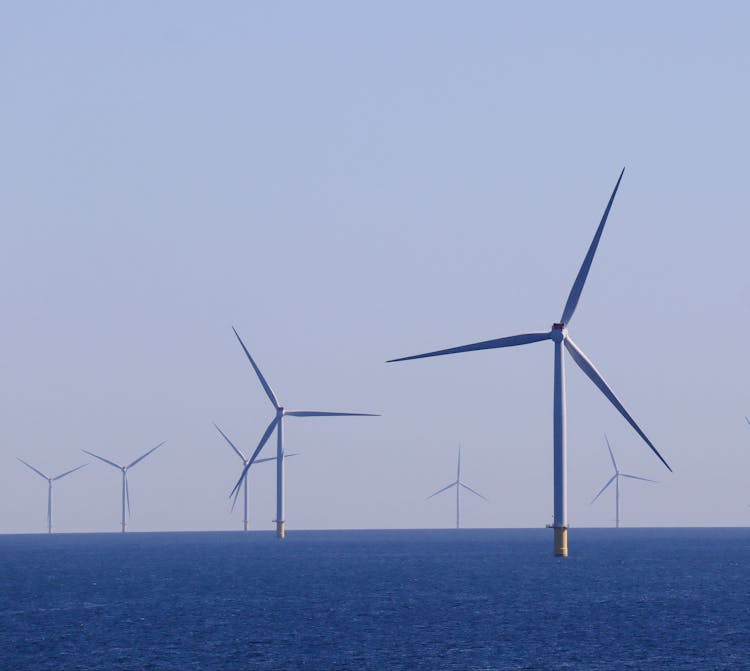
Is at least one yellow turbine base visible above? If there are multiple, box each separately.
[276,521,286,539]
[554,527,568,557]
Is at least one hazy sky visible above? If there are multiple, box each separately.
[1,2,749,533]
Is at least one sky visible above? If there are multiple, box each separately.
[1,2,749,533]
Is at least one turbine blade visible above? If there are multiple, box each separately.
[17,458,49,480]
[127,441,166,469]
[213,423,246,462]
[459,482,488,501]
[252,451,300,465]
[604,434,618,472]
[590,474,617,504]
[285,411,380,417]
[232,327,280,409]
[620,473,658,483]
[388,332,551,363]
[230,416,280,498]
[746,416,750,427]
[564,337,672,472]
[52,464,87,481]
[426,481,457,500]
[230,471,247,513]
[125,475,131,518]
[560,168,625,325]
[81,450,122,470]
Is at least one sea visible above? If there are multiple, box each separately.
[0,528,748,670]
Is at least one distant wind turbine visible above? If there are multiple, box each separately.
[82,442,165,532]
[426,447,487,528]
[389,169,671,556]
[229,327,379,538]
[590,435,656,528]
[214,422,299,531]
[17,459,86,534]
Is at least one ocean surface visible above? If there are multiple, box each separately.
[0,528,748,670]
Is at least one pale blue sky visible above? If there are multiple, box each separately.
[1,2,748,532]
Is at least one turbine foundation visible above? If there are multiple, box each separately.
[554,527,568,557]
[276,520,285,539]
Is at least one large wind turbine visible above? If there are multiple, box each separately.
[426,447,487,529]
[229,327,379,538]
[591,435,656,528]
[214,423,298,531]
[389,169,671,556]
[17,459,87,534]
[82,442,165,532]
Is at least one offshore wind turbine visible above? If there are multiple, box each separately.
[82,442,165,532]
[229,327,379,538]
[590,435,656,528]
[426,447,487,528]
[389,169,671,556]
[214,422,299,531]
[17,459,87,534]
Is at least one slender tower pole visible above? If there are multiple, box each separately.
[276,418,285,538]
[243,474,249,531]
[47,481,52,534]
[615,475,620,528]
[552,331,568,556]
[456,449,461,529]
[455,483,460,529]
[121,470,127,533]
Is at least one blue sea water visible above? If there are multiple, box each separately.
[0,528,748,670]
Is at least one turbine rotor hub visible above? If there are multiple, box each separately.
[550,323,567,342]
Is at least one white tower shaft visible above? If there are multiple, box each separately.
[243,475,249,531]
[552,337,568,557]
[121,471,127,533]
[276,418,285,538]
[47,481,52,535]
[615,475,620,528]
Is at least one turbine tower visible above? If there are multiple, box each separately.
[426,447,487,528]
[591,435,656,528]
[229,327,379,538]
[82,442,165,532]
[214,423,298,531]
[389,169,671,556]
[17,459,86,534]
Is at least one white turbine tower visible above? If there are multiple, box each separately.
[17,459,87,534]
[389,169,671,556]
[591,435,656,528]
[214,422,299,531]
[229,327,379,538]
[426,447,487,529]
[82,442,165,532]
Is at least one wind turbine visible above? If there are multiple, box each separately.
[590,435,656,528]
[214,422,299,531]
[426,447,487,528]
[389,169,671,556]
[17,459,87,534]
[229,327,379,538]
[82,442,165,532]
